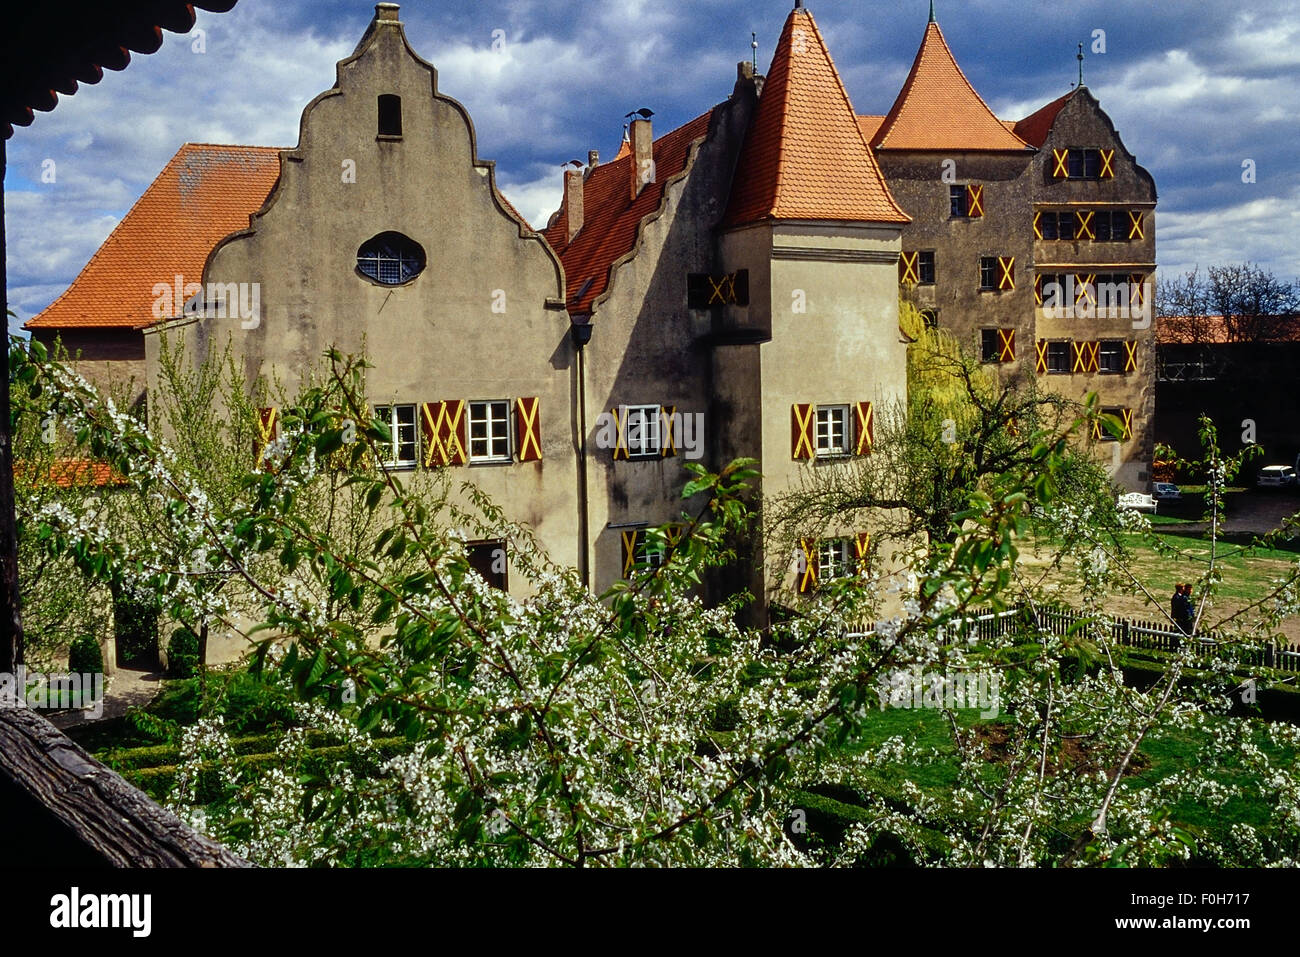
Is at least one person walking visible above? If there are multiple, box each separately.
[1173,583,1195,635]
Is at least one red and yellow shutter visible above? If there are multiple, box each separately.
[1075,274,1097,308]
[610,406,629,461]
[660,405,678,458]
[1035,339,1048,376]
[854,402,874,456]
[1123,341,1138,374]
[854,532,870,576]
[1085,341,1100,373]
[255,407,278,467]
[1075,209,1095,241]
[621,529,641,579]
[1120,408,1133,440]
[792,404,815,461]
[899,251,920,284]
[1032,211,1043,241]
[514,396,542,463]
[798,538,818,594]
[997,256,1015,291]
[423,400,467,466]
[966,184,984,218]
[1051,149,1070,179]
[1129,273,1147,310]
[1099,149,1116,179]
[998,327,1019,361]
[1127,211,1144,240]
[1033,274,1044,306]
[1070,341,1087,374]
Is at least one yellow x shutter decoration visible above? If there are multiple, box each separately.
[1032,210,1043,241]
[1052,149,1070,179]
[1099,149,1116,179]
[1121,408,1133,440]
[1075,274,1097,306]
[998,328,1016,362]
[707,273,736,305]
[622,530,641,578]
[966,184,984,217]
[1035,339,1048,375]
[997,256,1015,291]
[1124,340,1138,373]
[660,405,678,458]
[1071,341,1087,373]
[899,251,920,285]
[855,402,874,455]
[798,538,818,594]
[515,396,542,462]
[610,406,629,460]
[1075,209,1095,241]
[855,533,870,576]
[1127,211,1144,240]
[792,404,815,460]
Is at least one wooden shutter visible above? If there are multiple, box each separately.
[1084,341,1100,373]
[1075,210,1095,241]
[255,407,278,467]
[660,405,678,458]
[610,406,629,461]
[966,184,984,218]
[1124,341,1138,374]
[1127,211,1144,240]
[1075,274,1096,308]
[515,396,542,462]
[1032,210,1043,241]
[997,329,1015,362]
[792,404,815,460]
[1033,274,1044,306]
[1070,341,1087,374]
[1035,339,1048,376]
[1129,273,1147,309]
[854,402,874,456]
[621,529,641,579]
[899,251,920,285]
[1120,408,1133,440]
[1051,148,1070,179]
[854,532,870,576]
[423,400,467,466]
[798,538,818,594]
[1099,148,1116,179]
[997,256,1015,291]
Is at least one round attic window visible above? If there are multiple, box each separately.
[356,231,425,285]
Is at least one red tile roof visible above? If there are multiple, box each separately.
[15,459,125,489]
[723,8,907,228]
[1157,315,1300,345]
[1012,91,1075,148]
[25,143,282,331]
[873,21,1030,152]
[543,112,714,315]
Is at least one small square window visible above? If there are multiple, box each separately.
[979,257,998,290]
[1047,340,1070,373]
[1099,340,1124,373]
[468,400,512,462]
[816,539,852,582]
[814,406,850,457]
[917,251,936,284]
[949,185,969,218]
[376,404,417,469]
[624,404,662,459]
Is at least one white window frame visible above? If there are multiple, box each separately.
[468,400,513,464]
[814,405,851,458]
[816,539,852,582]
[376,403,418,469]
[625,404,662,459]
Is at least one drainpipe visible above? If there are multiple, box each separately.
[571,317,593,588]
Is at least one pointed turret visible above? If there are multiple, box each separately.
[723,4,907,227]
[872,15,1030,151]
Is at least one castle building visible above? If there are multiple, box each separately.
[24,2,1156,613]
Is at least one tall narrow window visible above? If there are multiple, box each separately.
[376,404,418,468]
[378,94,402,136]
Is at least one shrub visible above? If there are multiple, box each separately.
[167,627,201,679]
[68,633,103,675]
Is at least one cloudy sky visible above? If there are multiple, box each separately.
[6,0,1299,334]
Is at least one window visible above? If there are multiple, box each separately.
[378,94,402,136]
[979,257,997,290]
[949,185,968,218]
[624,404,662,459]
[814,406,850,457]
[356,231,425,285]
[466,540,508,590]
[1099,340,1124,373]
[981,329,1000,362]
[468,400,512,462]
[1099,407,1130,442]
[376,404,417,468]
[1037,211,1060,240]
[816,539,852,583]
[1046,340,1070,374]
[921,309,939,329]
[917,251,936,284]
[1065,148,1102,180]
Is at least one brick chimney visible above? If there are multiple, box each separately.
[565,167,584,242]
[629,117,654,199]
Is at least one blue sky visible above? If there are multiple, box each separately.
[6,0,1299,334]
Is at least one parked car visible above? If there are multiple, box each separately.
[1118,492,1158,513]
[1257,465,1298,489]
[1151,482,1182,502]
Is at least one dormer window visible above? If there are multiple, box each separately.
[356,232,424,285]
[378,94,402,137]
